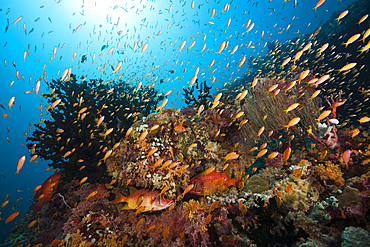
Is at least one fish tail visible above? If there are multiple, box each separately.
[232,176,246,190]
[14,171,19,176]
[110,191,127,204]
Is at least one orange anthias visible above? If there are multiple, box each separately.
[174,122,186,133]
[110,187,174,212]
[29,171,62,211]
[188,166,245,195]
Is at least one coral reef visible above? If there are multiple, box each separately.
[275,177,319,211]
[238,76,320,153]
[315,161,345,187]
[183,199,209,222]
[341,226,370,247]
[4,0,370,246]
[26,74,164,183]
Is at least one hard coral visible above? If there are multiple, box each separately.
[341,226,370,247]
[245,175,269,193]
[275,178,319,211]
[315,161,345,187]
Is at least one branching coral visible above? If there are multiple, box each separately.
[26,74,164,183]
[183,79,213,109]
[315,161,345,187]
[106,108,192,199]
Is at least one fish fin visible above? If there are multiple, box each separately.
[129,186,138,195]
[120,203,130,210]
[29,201,43,212]
[231,175,246,190]
[110,191,127,204]
[224,164,231,179]
[136,196,144,206]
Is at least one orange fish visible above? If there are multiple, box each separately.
[1,200,9,208]
[224,152,239,161]
[188,166,245,195]
[205,214,212,225]
[284,117,300,130]
[273,188,283,198]
[163,227,170,241]
[79,177,88,185]
[29,171,62,211]
[111,187,174,212]
[136,218,144,229]
[283,147,291,162]
[286,184,292,193]
[147,225,156,232]
[28,220,37,228]
[313,0,325,11]
[5,211,19,224]
[13,16,23,25]
[342,150,351,169]
[292,168,302,180]
[138,129,148,142]
[14,155,26,176]
[181,184,194,198]
[85,191,98,200]
[49,239,62,246]
[209,201,221,213]
[174,122,186,133]
[202,167,215,176]
[256,149,267,159]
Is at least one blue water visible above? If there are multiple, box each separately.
[0,0,357,243]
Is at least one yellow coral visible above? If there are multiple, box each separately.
[183,199,209,222]
[97,232,125,247]
[62,229,90,247]
[275,178,319,210]
[315,161,344,187]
